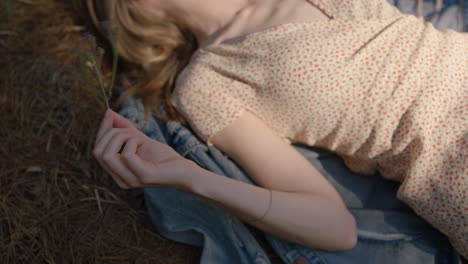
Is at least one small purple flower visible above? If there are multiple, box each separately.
[78,32,92,42]
[73,32,95,52]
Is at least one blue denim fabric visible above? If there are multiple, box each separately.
[391,0,468,31]
[118,95,462,264]
[459,0,467,31]
[424,0,468,31]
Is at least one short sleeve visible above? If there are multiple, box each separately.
[172,63,255,147]
[307,0,402,20]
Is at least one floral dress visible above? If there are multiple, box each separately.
[172,0,468,258]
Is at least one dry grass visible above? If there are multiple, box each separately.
[0,0,201,263]
[0,0,466,263]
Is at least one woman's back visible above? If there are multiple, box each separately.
[172,0,468,258]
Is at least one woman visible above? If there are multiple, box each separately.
[79,0,467,259]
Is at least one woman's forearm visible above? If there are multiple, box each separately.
[180,161,357,252]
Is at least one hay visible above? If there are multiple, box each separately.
[0,1,465,263]
[0,0,201,263]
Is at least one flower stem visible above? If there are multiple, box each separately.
[108,46,119,100]
[93,60,109,109]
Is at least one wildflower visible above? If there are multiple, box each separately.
[99,20,119,102]
[72,33,109,107]
[71,22,120,109]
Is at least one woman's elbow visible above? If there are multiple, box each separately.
[341,214,358,250]
[333,212,358,251]
[310,211,357,252]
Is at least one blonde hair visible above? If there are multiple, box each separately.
[72,0,197,124]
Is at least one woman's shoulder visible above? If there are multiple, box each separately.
[174,51,237,93]
[308,0,402,20]
[174,54,203,91]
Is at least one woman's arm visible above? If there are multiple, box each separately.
[93,108,356,251]
[180,110,357,252]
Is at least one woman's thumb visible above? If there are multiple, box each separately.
[108,109,136,129]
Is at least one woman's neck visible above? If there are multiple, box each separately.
[193,3,255,49]
[195,0,331,49]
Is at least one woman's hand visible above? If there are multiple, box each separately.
[92,108,194,190]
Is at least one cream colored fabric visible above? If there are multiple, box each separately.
[172,0,468,258]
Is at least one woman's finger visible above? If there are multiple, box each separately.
[100,160,130,189]
[94,128,128,156]
[109,109,139,131]
[95,139,131,189]
[121,138,155,186]
[94,128,132,188]
[101,132,141,188]
[94,150,129,189]
[95,109,113,146]
[111,110,147,139]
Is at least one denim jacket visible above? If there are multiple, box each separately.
[118,95,462,264]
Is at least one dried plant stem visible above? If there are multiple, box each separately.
[108,46,118,102]
[93,60,109,109]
